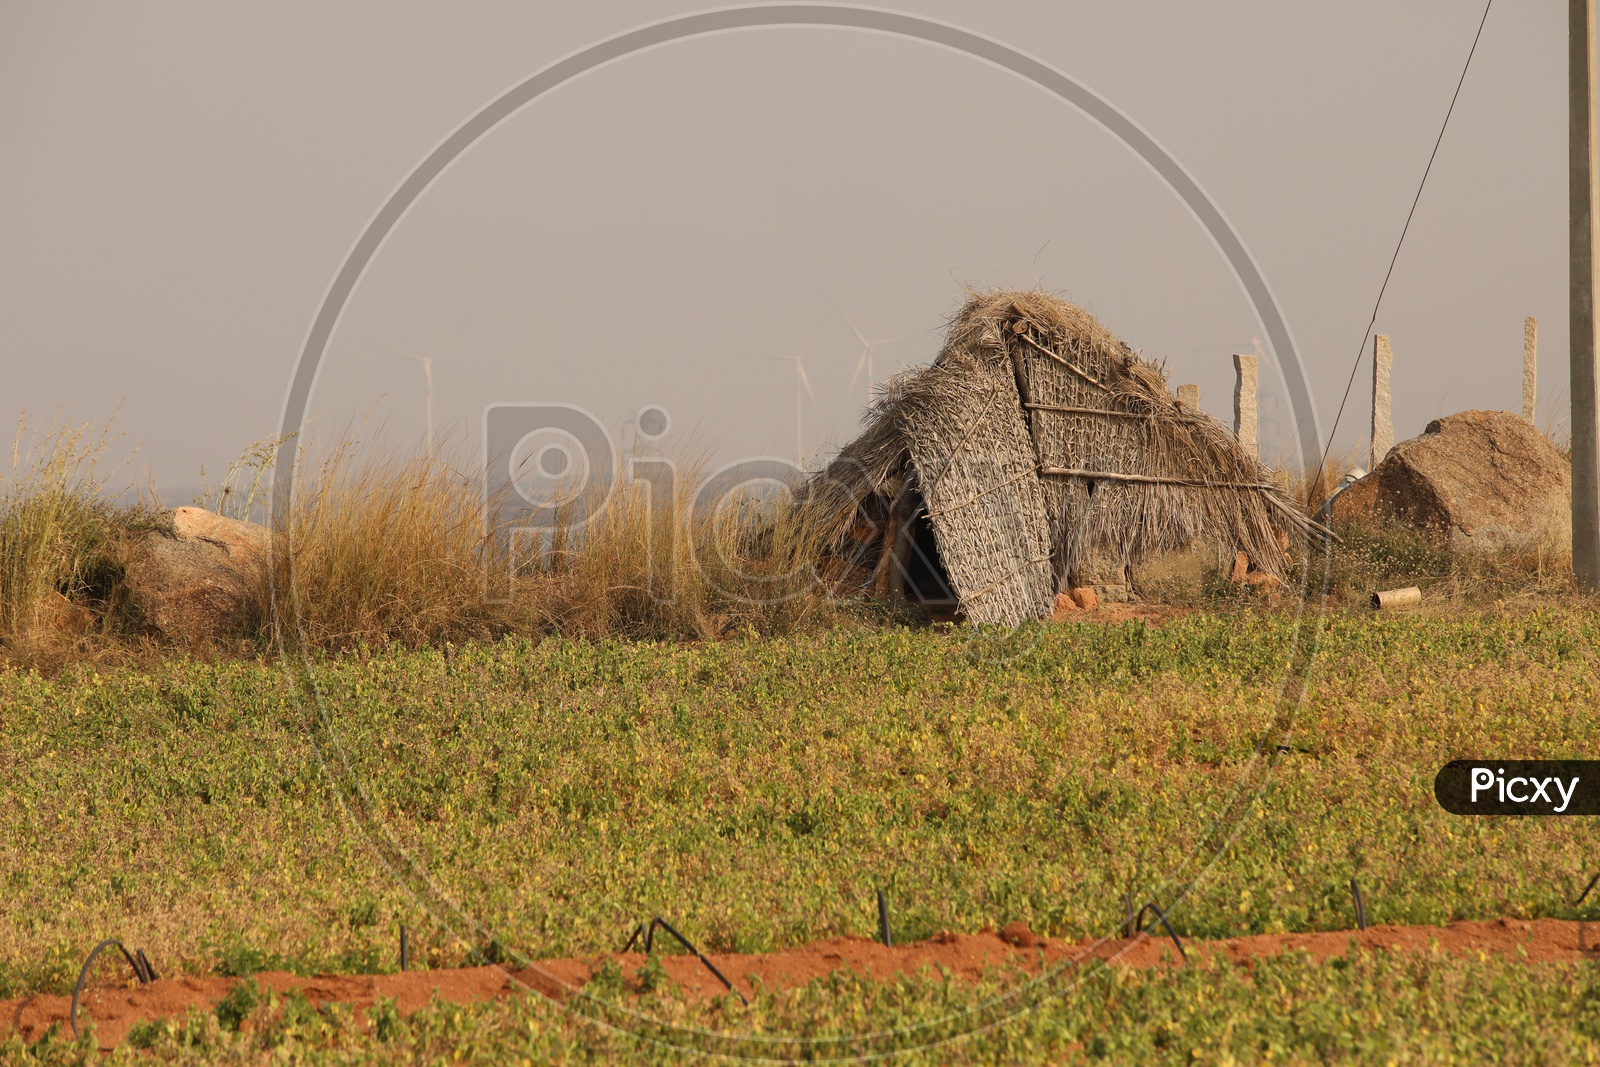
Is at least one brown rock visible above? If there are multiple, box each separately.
[1052,587,1099,620]
[168,506,270,557]
[1330,410,1570,551]
[122,507,270,645]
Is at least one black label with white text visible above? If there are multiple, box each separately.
[1434,760,1600,816]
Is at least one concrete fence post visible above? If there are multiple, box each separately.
[1232,354,1259,459]
[1524,316,1539,423]
[1371,334,1394,469]
[1176,383,1199,410]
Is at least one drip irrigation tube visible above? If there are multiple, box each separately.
[621,917,748,1005]
[71,939,156,1037]
[1131,902,1188,963]
[1575,872,1600,907]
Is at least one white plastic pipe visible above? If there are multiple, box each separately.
[1371,586,1422,610]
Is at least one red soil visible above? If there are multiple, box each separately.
[1046,598,1196,626]
[7,918,1593,1050]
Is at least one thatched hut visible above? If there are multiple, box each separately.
[801,290,1330,625]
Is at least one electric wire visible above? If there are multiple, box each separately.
[1310,0,1496,502]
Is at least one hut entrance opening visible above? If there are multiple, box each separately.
[901,506,957,614]
[850,488,958,619]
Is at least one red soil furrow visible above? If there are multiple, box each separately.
[6,918,1591,1050]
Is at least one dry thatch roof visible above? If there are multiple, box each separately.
[802,289,1329,625]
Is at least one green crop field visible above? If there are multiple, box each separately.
[6,606,1600,1063]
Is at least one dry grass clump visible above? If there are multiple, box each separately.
[274,443,504,648]
[1297,518,1573,609]
[268,435,850,651]
[0,415,156,651]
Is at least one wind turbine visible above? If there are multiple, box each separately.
[829,297,907,408]
[400,351,435,456]
[774,340,815,468]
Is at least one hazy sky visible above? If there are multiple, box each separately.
[1,1,1573,498]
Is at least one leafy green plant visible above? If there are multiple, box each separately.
[124,1017,171,1049]
[213,978,263,1031]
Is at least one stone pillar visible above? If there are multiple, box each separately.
[1524,316,1539,423]
[1370,334,1393,469]
[1232,354,1259,459]
[1176,383,1199,410]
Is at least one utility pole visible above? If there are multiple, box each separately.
[1573,0,1600,590]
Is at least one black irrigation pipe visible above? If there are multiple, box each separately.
[399,925,409,972]
[621,917,748,1006]
[1575,872,1600,908]
[877,890,893,948]
[71,939,156,1038]
[1350,879,1369,931]
[1121,894,1136,940]
[1130,901,1188,963]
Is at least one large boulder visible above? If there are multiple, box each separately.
[1329,410,1570,551]
[122,506,270,645]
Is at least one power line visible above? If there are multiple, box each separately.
[1310,0,1496,501]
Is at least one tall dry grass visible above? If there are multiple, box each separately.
[0,414,152,648]
[269,437,848,650]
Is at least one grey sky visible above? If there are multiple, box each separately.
[1,1,1571,496]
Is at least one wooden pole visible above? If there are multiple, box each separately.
[1573,0,1600,590]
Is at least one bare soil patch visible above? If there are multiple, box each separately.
[1059,602,1196,626]
[6,918,1594,1050]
